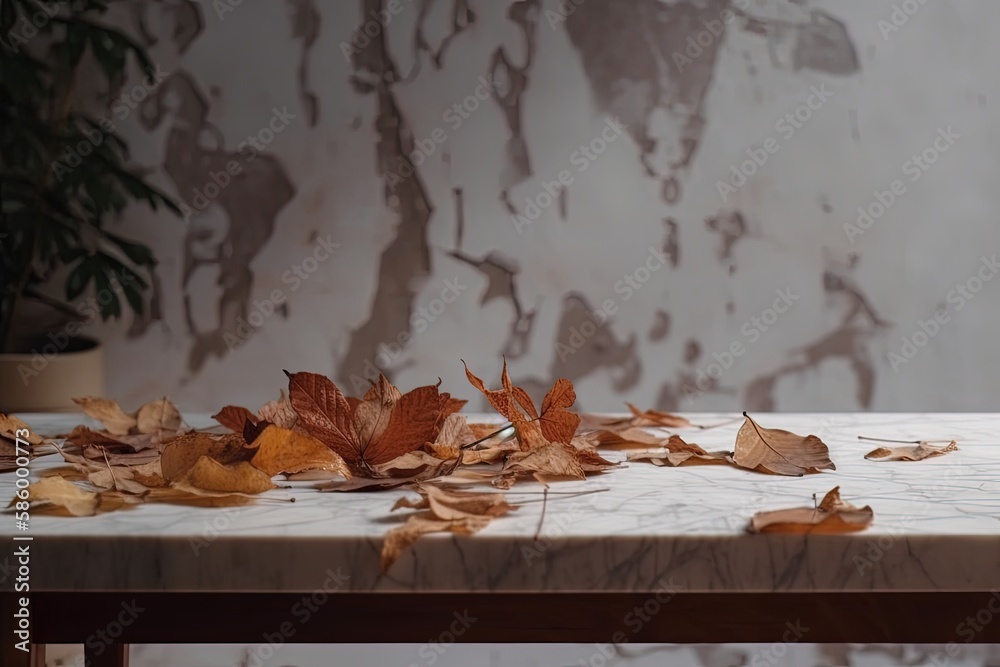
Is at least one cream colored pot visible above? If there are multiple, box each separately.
[0,336,105,412]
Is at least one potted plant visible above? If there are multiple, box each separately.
[0,0,180,411]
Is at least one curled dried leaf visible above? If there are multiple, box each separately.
[175,456,276,494]
[73,397,136,435]
[748,487,873,534]
[864,441,958,462]
[249,425,351,478]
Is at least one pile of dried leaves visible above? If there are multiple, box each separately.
[3,362,959,569]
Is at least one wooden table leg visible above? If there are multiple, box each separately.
[30,644,46,667]
[85,643,128,667]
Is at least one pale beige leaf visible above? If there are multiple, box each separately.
[580,428,664,449]
[734,412,835,476]
[175,456,276,494]
[135,397,183,435]
[73,397,137,435]
[249,425,350,478]
[381,514,491,571]
[865,441,958,462]
[505,442,585,479]
[22,476,99,516]
[748,486,873,534]
[627,435,732,467]
[257,392,299,429]
[0,413,43,445]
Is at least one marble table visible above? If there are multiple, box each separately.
[3,412,1000,666]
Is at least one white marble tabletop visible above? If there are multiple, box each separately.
[1,412,998,594]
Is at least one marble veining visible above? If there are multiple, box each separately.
[2,412,998,594]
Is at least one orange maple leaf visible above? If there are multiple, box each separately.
[463,359,580,446]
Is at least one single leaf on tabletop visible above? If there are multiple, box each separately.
[382,486,516,570]
[627,435,732,467]
[863,440,958,462]
[87,464,156,495]
[248,425,351,478]
[73,396,137,435]
[734,412,835,476]
[135,397,183,435]
[174,456,276,494]
[160,432,250,481]
[286,370,455,476]
[748,486,873,534]
[19,476,100,516]
[0,413,43,445]
[580,428,664,449]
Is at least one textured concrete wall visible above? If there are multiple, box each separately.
[94,0,999,413]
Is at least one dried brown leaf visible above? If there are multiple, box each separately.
[20,476,99,516]
[249,425,351,478]
[865,441,958,462]
[175,456,276,494]
[734,412,835,476]
[748,487,873,534]
[135,397,183,435]
[73,397,136,435]
[160,433,249,481]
